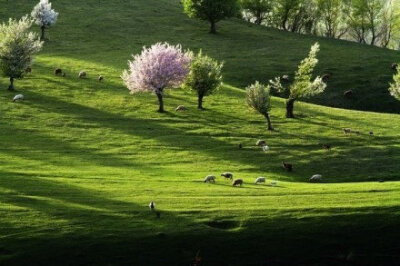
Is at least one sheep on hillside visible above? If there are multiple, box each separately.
[221,172,233,180]
[79,71,87,78]
[256,140,266,147]
[149,201,155,211]
[282,161,293,172]
[13,94,24,102]
[255,177,266,184]
[344,90,354,99]
[175,105,187,111]
[54,68,62,76]
[322,73,331,82]
[204,175,216,183]
[232,179,243,187]
[322,144,331,150]
[343,128,351,135]
[310,174,322,183]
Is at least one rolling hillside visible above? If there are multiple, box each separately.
[2,0,400,113]
[0,0,400,265]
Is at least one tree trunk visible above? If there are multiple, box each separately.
[210,20,216,34]
[155,90,164,113]
[198,93,204,110]
[8,77,14,91]
[264,113,273,131]
[255,10,262,25]
[286,99,295,118]
[40,26,46,41]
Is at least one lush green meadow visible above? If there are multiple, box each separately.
[1,0,400,265]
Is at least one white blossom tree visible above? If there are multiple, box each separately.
[389,64,400,101]
[246,81,274,131]
[0,16,43,91]
[31,0,58,40]
[122,43,192,112]
[270,43,326,118]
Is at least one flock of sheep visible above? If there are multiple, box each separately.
[203,139,323,187]
[11,68,103,102]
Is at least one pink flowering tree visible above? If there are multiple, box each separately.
[122,43,192,112]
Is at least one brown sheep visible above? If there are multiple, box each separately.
[282,161,293,172]
[232,179,243,187]
[343,128,351,135]
[322,144,331,150]
[322,73,331,82]
[54,68,62,76]
[256,140,266,147]
[344,90,354,99]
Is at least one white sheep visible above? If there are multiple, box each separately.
[204,175,216,183]
[310,174,322,183]
[255,177,266,184]
[262,145,270,152]
[175,105,187,111]
[13,94,24,102]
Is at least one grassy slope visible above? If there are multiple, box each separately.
[0,0,400,265]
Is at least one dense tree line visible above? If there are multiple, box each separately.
[241,0,400,49]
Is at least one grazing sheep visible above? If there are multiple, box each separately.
[322,144,331,150]
[54,68,62,76]
[369,131,374,136]
[392,63,398,70]
[256,140,266,146]
[344,90,354,99]
[149,201,155,211]
[238,143,243,149]
[79,71,87,78]
[282,161,293,172]
[175,105,187,111]
[343,128,351,135]
[221,172,233,180]
[322,73,331,82]
[204,175,216,183]
[255,177,266,184]
[98,75,104,82]
[232,179,243,187]
[310,174,322,183]
[12,94,24,102]
[25,67,32,74]
[282,75,290,81]
[262,145,270,152]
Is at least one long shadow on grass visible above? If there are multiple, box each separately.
[10,87,399,183]
[1,187,400,266]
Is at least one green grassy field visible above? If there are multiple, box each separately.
[1,0,400,265]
